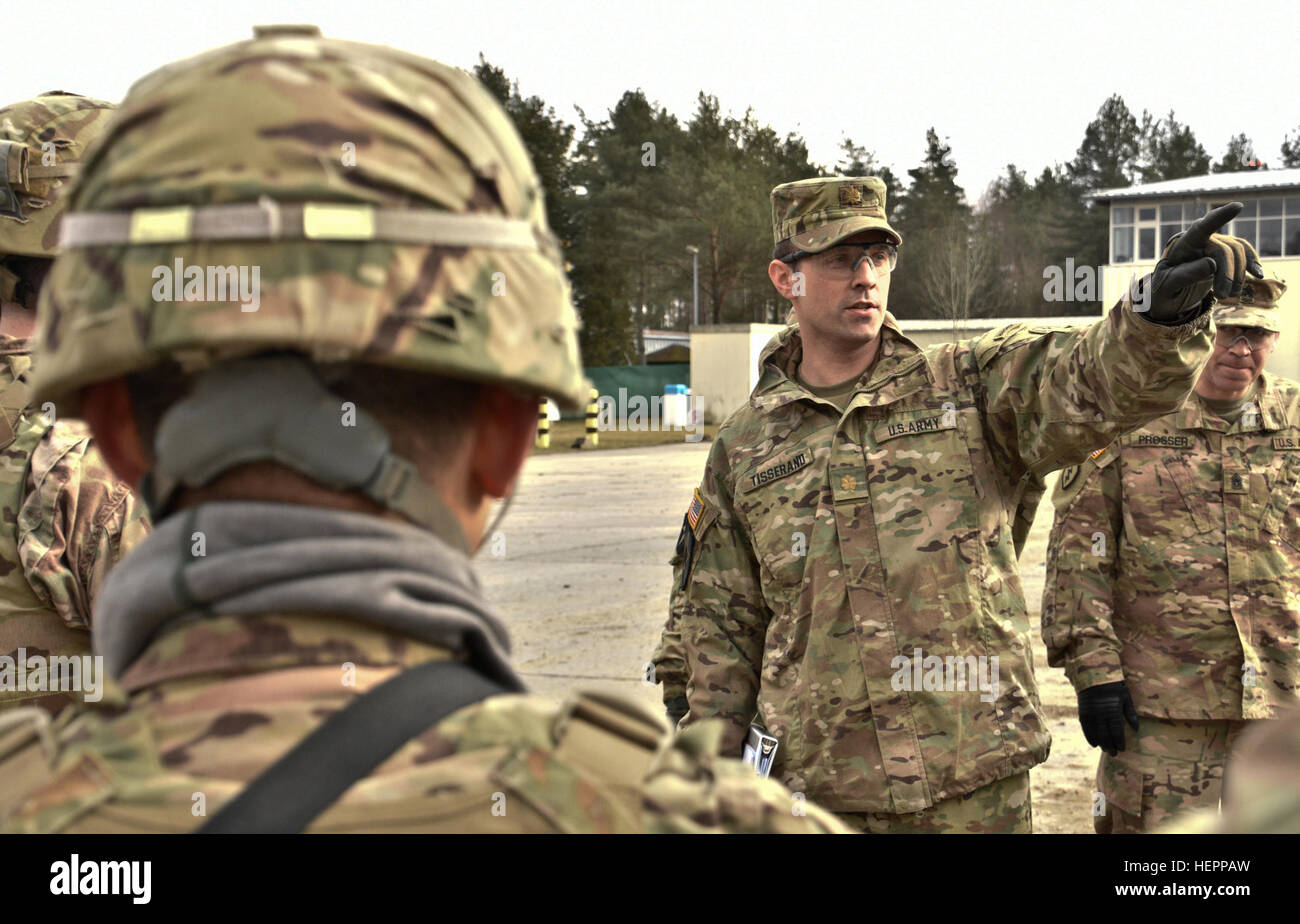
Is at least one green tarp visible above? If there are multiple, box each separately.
[568,364,690,418]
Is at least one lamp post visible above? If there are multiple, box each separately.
[686,244,699,328]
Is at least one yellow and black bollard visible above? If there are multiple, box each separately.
[585,387,599,449]
[536,398,550,449]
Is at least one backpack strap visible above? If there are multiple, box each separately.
[198,660,510,833]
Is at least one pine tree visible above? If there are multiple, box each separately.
[1281,126,1300,168]
[1138,110,1210,181]
[1213,133,1259,173]
[1068,95,1141,191]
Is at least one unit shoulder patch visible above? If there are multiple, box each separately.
[1058,464,1082,492]
[1053,444,1114,506]
[686,488,709,536]
[676,487,718,591]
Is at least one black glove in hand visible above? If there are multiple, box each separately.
[1077,680,1140,756]
[665,693,688,729]
[1141,202,1266,323]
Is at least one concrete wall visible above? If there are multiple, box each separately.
[689,323,786,424]
[1100,256,1300,382]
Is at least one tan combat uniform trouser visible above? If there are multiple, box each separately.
[836,772,1031,833]
[1094,717,1255,834]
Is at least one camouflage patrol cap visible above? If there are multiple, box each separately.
[771,176,901,259]
[1214,273,1287,333]
[0,92,115,259]
[34,25,586,412]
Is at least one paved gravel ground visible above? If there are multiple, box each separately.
[479,441,1096,833]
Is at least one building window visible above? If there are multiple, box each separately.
[1111,206,1134,263]
[1230,196,1300,257]
[1137,206,1157,260]
[1111,201,1203,263]
[1159,202,1205,251]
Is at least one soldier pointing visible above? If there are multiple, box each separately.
[655,175,1264,832]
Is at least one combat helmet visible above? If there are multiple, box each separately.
[35,25,585,533]
[0,92,115,300]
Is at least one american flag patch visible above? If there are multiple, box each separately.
[687,489,704,530]
[1089,446,1108,460]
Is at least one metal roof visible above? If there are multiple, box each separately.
[1089,167,1300,203]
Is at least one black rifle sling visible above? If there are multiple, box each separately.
[198,659,508,833]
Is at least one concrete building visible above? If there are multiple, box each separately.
[689,323,785,424]
[1091,167,1300,380]
[689,317,1101,424]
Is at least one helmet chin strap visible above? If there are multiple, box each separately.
[476,483,517,555]
[140,353,477,554]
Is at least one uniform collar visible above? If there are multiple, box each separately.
[751,312,934,414]
[1175,372,1289,433]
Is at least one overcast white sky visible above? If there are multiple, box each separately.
[6,0,1298,200]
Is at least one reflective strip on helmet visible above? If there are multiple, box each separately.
[303,203,376,240]
[130,206,194,243]
[59,201,540,250]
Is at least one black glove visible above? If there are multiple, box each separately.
[1140,202,1265,323]
[665,693,688,729]
[1077,681,1140,756]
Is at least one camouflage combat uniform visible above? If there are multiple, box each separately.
[653,429,1047,730]
[0,94,150,714]
[0,501,846,833]
[1042,276,1299,833]
[1161,703,1300,833]
[657,294,1213,825]
[0,26,849,834]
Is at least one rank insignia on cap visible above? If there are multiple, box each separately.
[838,185,878,208]
[687,488,705,531]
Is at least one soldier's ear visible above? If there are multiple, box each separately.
[81,378,152,487]
[769,259,798,300]
[469,386,536,500]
